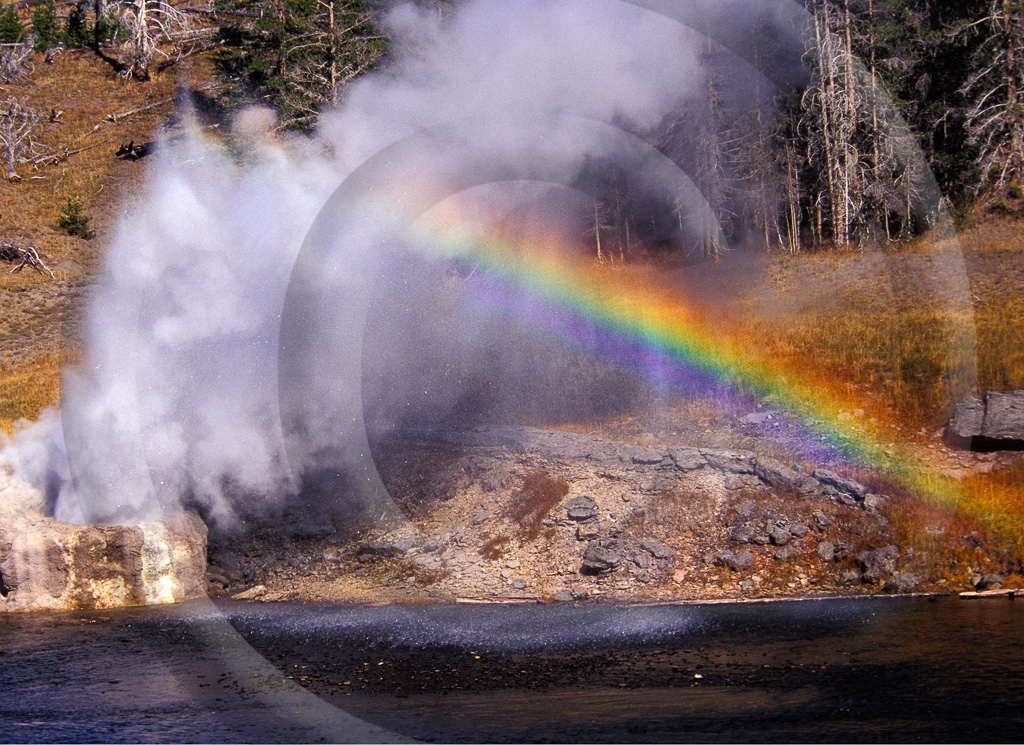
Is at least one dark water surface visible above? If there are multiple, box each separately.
[0,595,1022,742]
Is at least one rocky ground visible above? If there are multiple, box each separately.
[205,415,1022,607]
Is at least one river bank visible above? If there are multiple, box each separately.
[206,424,1022,609]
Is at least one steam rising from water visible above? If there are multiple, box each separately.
[2,0,734,528]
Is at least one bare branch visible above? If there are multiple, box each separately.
[0,98,48,181]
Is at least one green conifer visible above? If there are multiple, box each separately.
[0,5,25,44]
[31,0,58,51]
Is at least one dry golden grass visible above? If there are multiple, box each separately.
[0,355,64,434]
[0,49,203,267]
[0,46,219,434]
[741,234,1024,431]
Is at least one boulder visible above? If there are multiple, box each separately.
[769,526,792,546]
[717,550,754,571]
[639,539,675,561]
[669,447,707,472]
[0,474,207,613]
[947,391,1024,448]
[730,525,755,544]
[789,524,810,539]
[581,540,623,573]
[812,469,867,501]
[857,545,900,583]
[564,495,599,521]
[701,448,757,475]
[976,573,1004,591]
[755,457,816,495]
[884,572,920,594]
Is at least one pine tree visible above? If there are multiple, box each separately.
[0,4,25,44]
[31,0,59,51]
[63,4,90,48]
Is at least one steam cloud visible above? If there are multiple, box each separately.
[2,0,783,529]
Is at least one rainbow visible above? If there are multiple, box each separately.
[401,213,1009,538]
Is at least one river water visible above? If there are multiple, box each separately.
[0,595,1021,742]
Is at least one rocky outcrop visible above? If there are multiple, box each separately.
[208,425,936,605]
[0,471,207,613]
[947,391,1024,449]
[448,426,883,510]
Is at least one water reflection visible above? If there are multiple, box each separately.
[0,596,1021,742]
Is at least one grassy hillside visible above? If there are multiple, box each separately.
[0,47,216,432]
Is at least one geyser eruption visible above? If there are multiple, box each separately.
[3,0,764,530]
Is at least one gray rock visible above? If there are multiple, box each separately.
[857,545,900,583]
[358,541,412,558]
[627,446,670,465]
[730,525,755,544]
[773,546,795,562]
[640,539,675,560]
[565,496,599,521]
[816,541,836,562]
[735,500,756,518]
[576,521,602,541]
[632,551,652,569]
[751,533,770,546]
[790,524,810,539]
[206,568,230,587]
[392,536,419,553]
[813,511,832,529]
[947,395,985,441]
[721,550,754,571]
[581,541,623,573]
[669,447,707,472]
[769,526,792,546]
[702,448,757,475]
[739,579,756,591]
[421,538,441,554]
[885,572,919,594]
[840,570,861,585]
[755,457,815,494]
[982,392,1024,440]
[723,473,762,490]
[977,573,1004,590]
[740,411,775,425]
[812,469,867,501]
[471,512,489,526]
[948,391,1024,447]
[863,494,888,511]
[413,555,443,573]
[291,517,336,539]
[551,589,574,602]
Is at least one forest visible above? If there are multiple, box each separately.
[0,0,1021,257]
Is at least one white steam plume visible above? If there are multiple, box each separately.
[3,0,713,529]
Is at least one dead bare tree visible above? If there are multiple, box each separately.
[0,42,33,83]
[956,0,1024,199]
[108,0,200,80]
[803,0,861,249]
[0,240,54,277]
[0,98,47,180]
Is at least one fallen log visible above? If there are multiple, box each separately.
[0,240,54,278]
